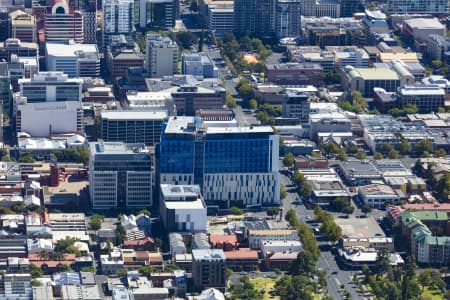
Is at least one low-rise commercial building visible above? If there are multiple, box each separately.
[159,184,207,233]
[265,63,324,86]
[358,184,400,208]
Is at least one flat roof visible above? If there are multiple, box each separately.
[349,67,400,80]
[334,217,385,239]
[46,43,98,57]
[101,110,168,120]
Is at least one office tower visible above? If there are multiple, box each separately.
[0,9,9,42]
[0,63,11,115]
[139,0,179,29]
[275,0,301,39]
[102,0,135,47]
[340,0,364,17]
[15,72,84,137]
[100,110,167,145]
[200,0,234,38]
[301,0,316,16]
[192,249,226,291]
[72,0,97,43]
[46,42,100,77]
[159,117,280,207]
[89,141,153,209]
[282,91,310,123]
[44,0,84,43]
[234,0,276,38]
[386,0,449,14]
[145,34,178,78]
[18,72,83,103]
[10,10,37,43]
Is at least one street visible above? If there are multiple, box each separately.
[279,168,363,300]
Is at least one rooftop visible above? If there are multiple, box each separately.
[334,217,386,239]
[192,249,225,260]
[359,184,397,196]
[101,110,168,121]
[404,18,444,30]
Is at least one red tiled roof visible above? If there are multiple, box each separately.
[123,237,155,246]
[209,234,237,245]
[224,248,258,260]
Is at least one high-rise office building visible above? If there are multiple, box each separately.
[275,0,301,39]
[44,0,84,43]
[234,0,276,38]
[340,0,364,17]
[139,0,179,29]
[72,0,97,43]
[159,117,280,208]
[18,72,83,103]
[102,0,135,47]
[301,0,316,16]
[10,10,36,43]
[46,42,100,78]
[145,34,178,78]
[192,249,226,291]
[89,141,153,209]
[386,0,449,14]
[15,72,84,137]
[100,110,167,145]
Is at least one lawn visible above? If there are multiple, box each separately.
[422,287,444,300]
[250,278,280,300]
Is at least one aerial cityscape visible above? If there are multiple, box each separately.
[0,0,449,299]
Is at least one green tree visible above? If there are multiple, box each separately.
[18,151,35,163]
[31,279,43,287]
[283,152,295,167]
[137,209,151,216]
[388,149,400,159]
[274,275,314,300]
[230,206,243,215]
[249,98,258,109]
[355,151,367,160]
[30,264,43,278]
[116,268,128,277]
[435,148,447,157]
[89,214,103,230]
[373,152,383,159]
[57,264,72,272]
[225,92,237,108]
[432,60,443,69]
[342,205,355,216]
[300,183,312,200]
[139,266,157,277]
[170,31,198,50]
[336,149,347,161]
[229,277,264,300]
[398,140,412,155]
[415,139,433,156]
[375,249,391,275]
[280,185,287,199]
[289,251,316,276]
[285,209,299,227]
[267,207,280,217]
[361,205,372,216]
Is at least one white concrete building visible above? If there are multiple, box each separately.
[18,72,83,104]
[160,184,207,233]
[126,91,175,114]
[248,229,299,249]
[101,248,124,275]
[358,183,400,208]
[16,100,83,137]
[260,240,302,253]
[44,0,83,44]
[145,34,178,78]
[46,42,100,78]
